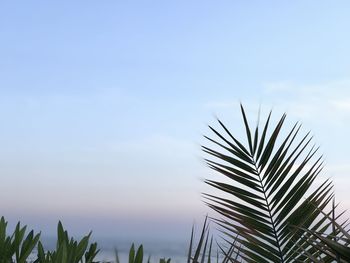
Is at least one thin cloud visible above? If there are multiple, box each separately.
[261,79,350,122]
[263,81,294,92]
[330,98,350,111]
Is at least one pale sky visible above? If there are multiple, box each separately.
[1,1,350,242]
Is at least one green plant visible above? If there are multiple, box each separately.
[203,105,338,262]
[187,216,240,263]
[297,199,350,262]
[34,221,99,263]
[0,216,40,263]
[128,244,144,263]
[115,244,170,263]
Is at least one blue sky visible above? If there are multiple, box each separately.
[1,1,350,241]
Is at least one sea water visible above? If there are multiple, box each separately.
[30,238,189,263]
[95,239,188,262]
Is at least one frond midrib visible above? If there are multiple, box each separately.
[252,160,286,263]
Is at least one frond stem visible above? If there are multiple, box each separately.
[254,162,285,263]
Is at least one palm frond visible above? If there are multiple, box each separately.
[203,105,334,262]
[187,217,241,263]
[296,199,350,262]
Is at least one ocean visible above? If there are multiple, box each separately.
[30,238,189,262]
[95,240,188,262]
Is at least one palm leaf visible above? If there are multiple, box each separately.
[187,216,241,263]
[203,105,334,262]
[296,198,350,262]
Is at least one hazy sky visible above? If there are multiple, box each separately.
[1,1,350,241]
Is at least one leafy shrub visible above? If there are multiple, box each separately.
[34,221,99,263]
[0,216,40,263]
[115,243,171,263]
